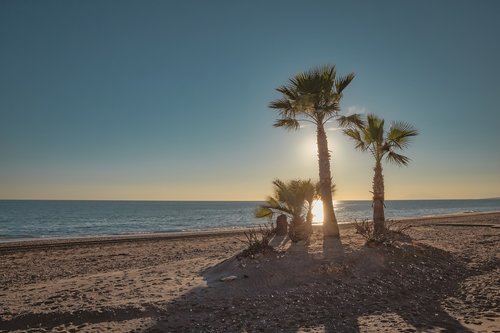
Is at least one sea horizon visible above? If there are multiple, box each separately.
[1,199,499,242]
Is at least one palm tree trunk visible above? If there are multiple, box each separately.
[316,124,339,238]
[372,160,385,236]
[304,207,313,239]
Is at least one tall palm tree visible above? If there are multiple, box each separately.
[270,65,363,238]
[343,114,418,235]
[256,179,319,241]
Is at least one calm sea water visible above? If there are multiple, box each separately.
[0,199,499,241]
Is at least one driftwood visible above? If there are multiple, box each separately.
[276,214,288,236]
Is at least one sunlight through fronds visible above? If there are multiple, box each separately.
[311,199,324,223]
[270,64,359,128]
[343,113,418,165]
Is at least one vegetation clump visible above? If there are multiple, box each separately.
[255,179,327,242]
[354,219,412,246]
[238,223,277,258]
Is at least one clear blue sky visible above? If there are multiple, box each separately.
[1,0,499,200]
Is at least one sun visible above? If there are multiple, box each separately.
[311,200,324,223]
[310,142,317,155]
[302,139,318,157]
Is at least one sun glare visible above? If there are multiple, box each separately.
[303,139,318,157]
[312,200,324,223]
[308,141,318,156]
[310,142,317,155]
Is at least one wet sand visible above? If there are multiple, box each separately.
[0,212,499,332]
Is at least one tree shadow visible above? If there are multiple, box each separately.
[0,235,480,332]
[0,304,162,331]
[323,236,345,261]
[146,238,473,332]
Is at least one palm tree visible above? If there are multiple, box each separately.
[270,65,363,238]
[343,114,418,235]
[256,179,320,242]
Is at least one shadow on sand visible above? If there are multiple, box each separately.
[146,234,473,333]
[0,234,474,332]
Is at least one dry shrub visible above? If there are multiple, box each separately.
[384,219,412,234]
[354,219,375,240]
[238,223,277,258]
[354,219,412,245]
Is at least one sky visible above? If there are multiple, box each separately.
[1,0,499,201]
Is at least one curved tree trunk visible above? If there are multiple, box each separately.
[372,160,385,236]
[316,124,339,238]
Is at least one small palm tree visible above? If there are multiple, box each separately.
[256,179,320,242]
[270,64,363,238]
[343,114,418,235]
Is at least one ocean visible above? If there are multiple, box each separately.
[0,199,499,241]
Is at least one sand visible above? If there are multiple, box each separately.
[0,212,498,332]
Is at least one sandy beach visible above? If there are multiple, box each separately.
[0,212,499,332]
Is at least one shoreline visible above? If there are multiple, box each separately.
[1,210,499,251]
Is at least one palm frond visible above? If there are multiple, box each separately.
[337,113,365,128]
[300,179,316,205]
[273,118,300,130]
[256,178,324,224]
[258,191,294,217]
[269,98,293,110]
[276,85,298,100]
[343,113,417,168]
[266,196,280,209]
[366,114,384,144]
[292,94,316,113]
[271,179,287,195]
[343,128,367,151]
[269,98,298,120]
[335,73,355,94]
[385,151,411,166]
[255,207,273,219]
[388,121,419,149]
[270,64,356,132]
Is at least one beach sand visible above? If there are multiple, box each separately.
[0,212,498,332]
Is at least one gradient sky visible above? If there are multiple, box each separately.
[1,0,499,201]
